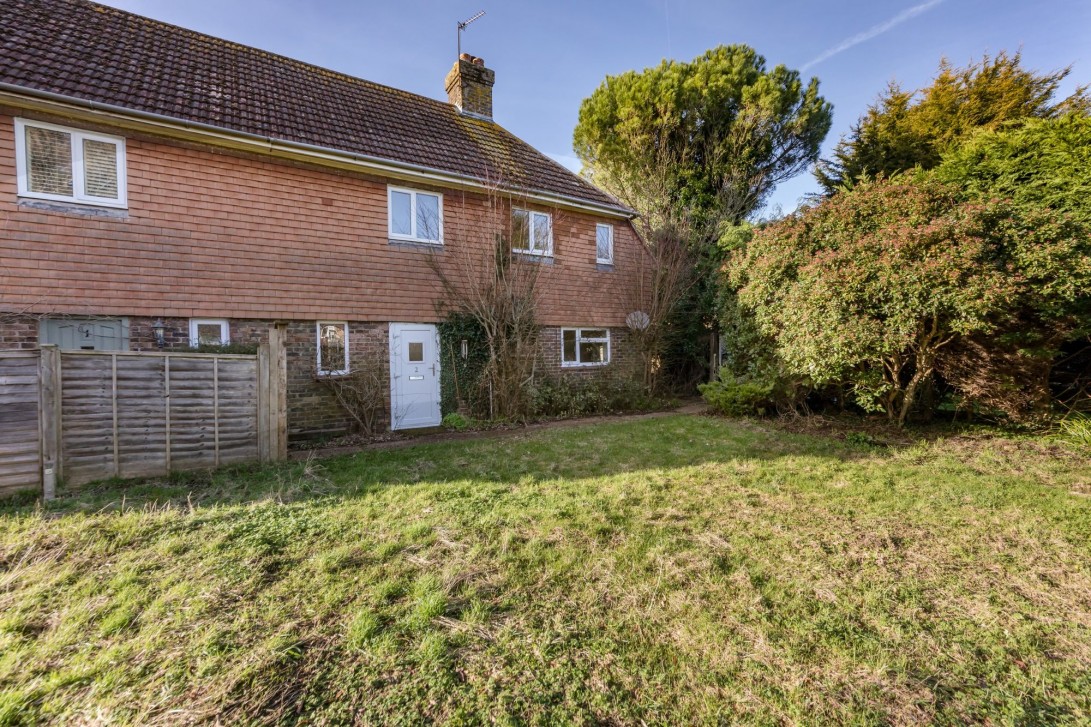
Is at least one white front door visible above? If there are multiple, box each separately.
[389,323,442,430]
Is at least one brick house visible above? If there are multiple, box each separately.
[0,0,649,439]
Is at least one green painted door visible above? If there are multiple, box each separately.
[41,318,129,351]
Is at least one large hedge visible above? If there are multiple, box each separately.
[726,178,1091,425]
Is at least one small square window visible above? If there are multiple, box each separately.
[189,319,230,346]
[596,223,614,264]
[15,118,126,208]
[561,328,611,367]
[388,186,443,244]
[317,322,349,376]
[408,341,424,362]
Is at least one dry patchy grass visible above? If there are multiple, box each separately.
[1,415,1089,724]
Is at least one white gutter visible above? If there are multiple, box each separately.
[0,83,637,220]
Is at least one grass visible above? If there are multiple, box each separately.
[1,414,1090,725]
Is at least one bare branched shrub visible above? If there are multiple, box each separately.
[627,223,698,391]
[315,352,388,435]
[429,180,547,420]
[612,143,704,392]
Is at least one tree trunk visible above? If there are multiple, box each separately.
[898,353,935,427]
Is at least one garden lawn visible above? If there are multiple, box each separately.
[1,414,1090,725]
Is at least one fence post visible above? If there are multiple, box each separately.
[256,326,287,463]
[271,323,288,461]
[38,345,61,498]
[274,323,288,458]
[257,342,271,462]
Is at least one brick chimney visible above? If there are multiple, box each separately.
[445,53,495,119]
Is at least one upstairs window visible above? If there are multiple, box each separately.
[388,186,442,243]
[14,118,127,208]
[596,223,614,264]
[512,208,553,256]
[317,322,349,376]
[189,319,230,346]
[562,328,610,367]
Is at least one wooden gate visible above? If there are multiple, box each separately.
[0,327,286,495]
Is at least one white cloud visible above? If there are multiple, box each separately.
[801,0,946,72]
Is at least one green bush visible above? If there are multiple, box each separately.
[441,413,471,431]
[185,343,260,355]
[437,315,490,417]
[699,370,775,416]
[530,376,659,419]
[844,431,884,449]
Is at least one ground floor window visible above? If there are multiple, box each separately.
[317,322,349,376]
[189,319,230,346]
[561,328,610,367]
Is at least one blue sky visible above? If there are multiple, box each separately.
[98,0,1089,215]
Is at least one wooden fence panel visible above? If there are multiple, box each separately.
[59,352,116,486]
[217,357,260,464]
[0,352,41,495]
[167,356,216,470]
[1,335,284,495]
[57,350,277,487]
[115,354,169,479]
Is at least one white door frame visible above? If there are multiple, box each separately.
[388,323,442,430]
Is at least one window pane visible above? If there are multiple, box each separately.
[596,224,612,262]
[562,330,577,362]
[319,324,346,372]
[532,213,551,254]
[408,341,424,362]
[581,329,608,340]
[83,138,119,198]
[26,125,73,196]
[511,209,529,250]
[390,191,412,236]
[579,340,607,364]
[416,193,440,241]
[196,323,225,345]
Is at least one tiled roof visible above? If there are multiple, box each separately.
[0,0,628,213]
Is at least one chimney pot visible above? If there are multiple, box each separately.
[445,56,495,119]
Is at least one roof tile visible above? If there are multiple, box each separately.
[0,0,627,212]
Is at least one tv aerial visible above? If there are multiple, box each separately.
[457,11,486,58]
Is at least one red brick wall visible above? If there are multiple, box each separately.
[537,326,641,380]
[281,321,389,439]
[125,317,390,439]
[0,109,649,328]
[4,313,393,440]
[0,314,38,350]
[4,311,642,439]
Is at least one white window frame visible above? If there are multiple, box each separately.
[596,223,614,265]
[316,321,350,376]
[387,186,444,244]
[189,319,230,346]
[14,117,127,208]
[561,327,611,367]
[512,208,553,257]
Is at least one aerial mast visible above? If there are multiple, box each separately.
[457,11,486,58]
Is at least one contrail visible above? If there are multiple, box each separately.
[801,0,946,71]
